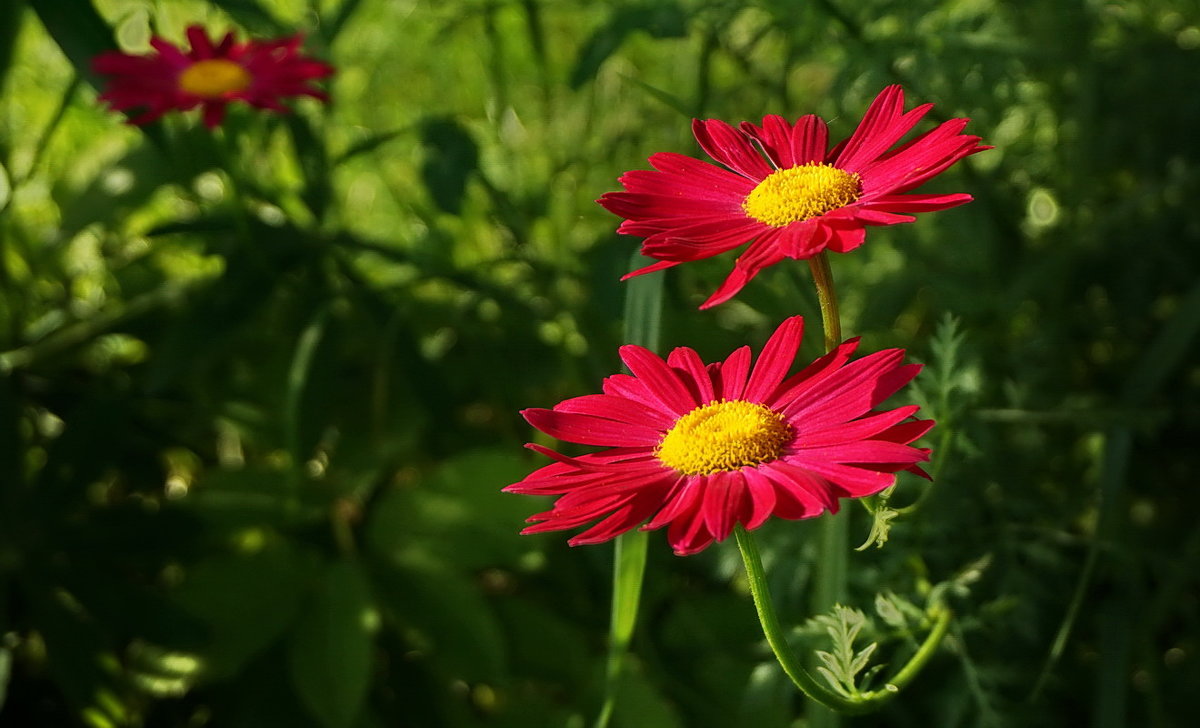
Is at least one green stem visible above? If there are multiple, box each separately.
[807,252,847,728]
[735,254,954,716]
[735,526,863,712]
[874,602,954,693]
[807,253,842,349]
[737,526,954,712]
[0,278,204,373]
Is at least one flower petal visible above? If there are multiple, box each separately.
[714,345,751,401]
[522,408,662,447]
[700,232,787,309]
[507,312,934,555]
[692,118,774,180]
[742,466,779,529]
[619,345,700,415]
[744,316,804,402]
[701,470,749,543]
[799,405,920,447]
[554,393,676,430]
[667,347,717,404]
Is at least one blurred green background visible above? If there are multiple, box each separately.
[1,0,1198,726]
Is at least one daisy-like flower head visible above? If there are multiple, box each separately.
[92,25,333,128]
[505,316,933,556]
[598,85,991,309]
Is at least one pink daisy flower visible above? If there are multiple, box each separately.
[92,25,333,128]
[505,316,933,556]
[598,85,990,308]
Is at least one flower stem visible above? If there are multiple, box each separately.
[807,253,842,349]
[737,526,955,713]
[734,526,863,712]
[872,601,954,693]
[735,252,953,716]
[807,252,847,728]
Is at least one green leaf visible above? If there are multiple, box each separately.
[0,644,11,714]
[285,114,332,221]
[321,0,368,45]
[615,74,692,117]
[856,487,899,551]
[173,543,310,679]
[366,449,540,571]
[0,375,22,494]
[568,23,626,90]
[30,0,116,88]
[569,4,687,88]
[288,560,376,728]
[873,591,913,631]
[0,1,26,97]
[207,0,288,36]
[26,584,119,717]
[56,142,189,243]
[182,467,327,531]
[333,127,411,167]
[597,251,664,728]
[285,305,331,469]
[419,117,479,214]
[610,657,684,728]
[621,249,664,350]
[369,552,507,684]
[809,604,876,697]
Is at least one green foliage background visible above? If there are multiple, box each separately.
[1,0,1198,726]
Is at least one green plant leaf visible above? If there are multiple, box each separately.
[569,3,687,89]
[207,0,287,36]
[285,113,332,222]
[174,543,311,679]
[288,559,376,728]
[0,0,26,98]
[366,449,540,571]
[30,0,115,88]
[610,657,684,728]
[369,552,507,684]
[857,487,899,551]
[810,604,876,697]
[0,644,11,713]
[333,127,410,167]
[419,117,478,214]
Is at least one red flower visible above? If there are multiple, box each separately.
[92,25,333,128]
[505,316,932,556]
[598,86,990,308]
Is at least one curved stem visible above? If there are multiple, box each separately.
[735,526,863,711]
[735,252,953,715]
[739,525,954,712]
[876,602,954,693]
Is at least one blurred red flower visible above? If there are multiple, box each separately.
[506,316,933,555]
[599,86,990,308]
[93,25,332,128]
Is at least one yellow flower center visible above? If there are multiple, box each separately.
[656,400,793,476]
[178,59,252,98]
[742,163,861,227]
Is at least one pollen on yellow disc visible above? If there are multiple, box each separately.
[742,163,861,227]
[178,59,252,98]
[656,400,793,476]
